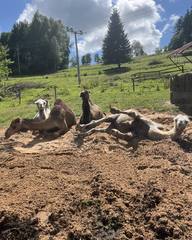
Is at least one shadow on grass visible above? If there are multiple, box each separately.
[104,67,131,75]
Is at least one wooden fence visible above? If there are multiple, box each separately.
[131,66,182,91]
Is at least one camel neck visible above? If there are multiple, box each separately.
[82,99,91,113]
[39,109,46,119]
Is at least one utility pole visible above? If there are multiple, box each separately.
[67,27,85,86]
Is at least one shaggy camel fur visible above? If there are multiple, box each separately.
[5,99,76,139]
[78,107,190,141]
[79,90,104,124]
[34,98,50,120]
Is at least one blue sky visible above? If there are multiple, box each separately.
[156,0,192,47]
[0,0,191,52]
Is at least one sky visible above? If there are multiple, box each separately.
[0,0,191,56]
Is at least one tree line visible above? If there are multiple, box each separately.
[0,11,69,75]
[169,8,192,50]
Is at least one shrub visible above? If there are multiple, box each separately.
[111,75,121,81]
[81,78,99,89]
[148,59,162,66]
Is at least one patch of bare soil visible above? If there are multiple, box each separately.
[0,111,192,239]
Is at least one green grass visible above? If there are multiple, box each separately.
[0,53,191,127]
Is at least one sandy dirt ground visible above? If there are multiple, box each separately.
[0,110,192,240]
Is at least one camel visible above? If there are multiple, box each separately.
[5,99,76,139]
[79,90,104,124]
[34,98,50,121]
[78,107,190,141]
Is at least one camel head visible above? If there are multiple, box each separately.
[5,118,22,139]
[80,90,90,101]
[35,98,49,110]
[174,114,190,131]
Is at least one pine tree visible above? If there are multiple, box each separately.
[94,53,101,64]
[169,8,192,50]
[81,53,91,65]
[102,9,131,68]
[0,44,12,79]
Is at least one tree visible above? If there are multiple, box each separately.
[69,57,77,67]
[131,40,145,57]
[0,44,12,80]
[0,12,70,75]
[102,9,131,68]
[81,53,91,65]
[169,8,192,50]
[155,48,163,55]
[81,55,86,65]
[94,53,102,64]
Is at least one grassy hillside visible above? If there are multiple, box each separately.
[0,53,191,127]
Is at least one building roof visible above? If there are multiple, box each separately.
[169,41,192,57]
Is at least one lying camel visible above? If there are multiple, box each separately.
[78,107,190,141]
[79,90,104,124]
[5,99,76,139]
[34,98,50,121]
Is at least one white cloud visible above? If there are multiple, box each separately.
[162,14,180,34]
[116,0,162,54]
[17,0,163,55]
[17,3,37,23]
[170,14,180,25]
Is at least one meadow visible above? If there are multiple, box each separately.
[0,53,191,127]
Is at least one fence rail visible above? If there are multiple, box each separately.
[131,66,183,91]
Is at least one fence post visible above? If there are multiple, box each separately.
[54,86,57,101]
[18,89,21,104]
[132,78,135,92]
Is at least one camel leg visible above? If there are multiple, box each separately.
[79,125,112,137]
[110,129,134,141]
[77,114,120,131]
[44,119,68,138]
[79,125,133,142]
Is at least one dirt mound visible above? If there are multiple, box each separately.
[0,111,192,239]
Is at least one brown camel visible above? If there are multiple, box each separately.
[79,90,104,124]
[78,107,190,141]
[5,99,76,139]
